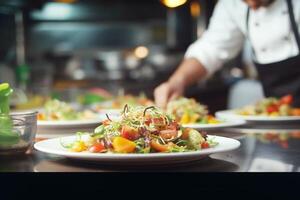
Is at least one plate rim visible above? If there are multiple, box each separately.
[34,135,241,160]
[37,117,104,127]
[182,119,246,129]
[216,110,300,121]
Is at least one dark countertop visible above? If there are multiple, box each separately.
[1,124,300,172]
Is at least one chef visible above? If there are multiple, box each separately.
[154,0,300,107]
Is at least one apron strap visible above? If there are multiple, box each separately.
[246,0,300,56]
[287,0,300,51]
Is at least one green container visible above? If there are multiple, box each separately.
[0,83,19,146]
[16,64,30,89]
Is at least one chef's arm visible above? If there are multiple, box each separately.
[167,0,246,87]
[154,58,207,108]
[154,0,245,107]
[167,58,207,88]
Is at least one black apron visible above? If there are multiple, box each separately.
[246,0,300,106]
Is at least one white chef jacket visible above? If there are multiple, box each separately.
[184,0,300,77]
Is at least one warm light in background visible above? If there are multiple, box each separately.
[190,1,201,17]
[134,46,149,59]
[54,0,77,3]
[160,0,187,8]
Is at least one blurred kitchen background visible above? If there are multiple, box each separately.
[0,0,259,112]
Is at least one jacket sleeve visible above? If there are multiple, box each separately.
[184,0,245,77]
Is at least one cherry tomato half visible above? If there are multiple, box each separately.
[89,143,106,153]
[159,129,178,140]
[280,95,293,105]
[201,141,210,149]
[267,105,279,113]
[121,125,140,141]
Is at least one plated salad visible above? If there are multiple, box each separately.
[111,94,154,109]
[37,99,96,121]
[77,88,113,105]
[166,97,220,124]
[62,105,218,153]
[95,94,154,111]
[236,95,300,117]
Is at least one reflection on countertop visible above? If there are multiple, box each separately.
[1,127,300,172]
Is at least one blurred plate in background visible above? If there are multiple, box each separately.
[216,110,300,122]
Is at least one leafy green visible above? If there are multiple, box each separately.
[60,138,74,149]
[0,83,13,114]
[187,130,204,150]
[168,145,187,152]
[0,83,20,146]
[207,137,219,147]
[135,138,150,153]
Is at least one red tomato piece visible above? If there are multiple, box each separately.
[159,129,178,140]
[150,140,168,152]
[152,117,165,125]
[89,143,106,153]
[267,105,279,113]
[166,121,180,130]
[201,141,210,149]
[181,128,192,140]
[144,118,151,126]
[121,125,140,141]
[280,95,293,105]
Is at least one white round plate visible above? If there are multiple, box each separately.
[182,119,245,130]
[91,102,121,114]
[91,103,121,117]
[37,116,104,128]
[216,110,300,122]
[34,135,240,165]
[96,109,121,117]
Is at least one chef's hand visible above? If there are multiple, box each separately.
[153,58,208,108]
[154,78,185,108]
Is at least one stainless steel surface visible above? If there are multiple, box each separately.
[1,126,300,172]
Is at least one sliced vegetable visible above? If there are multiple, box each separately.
[71,141,87,152]
[159,129,178,141]
[280,94,293,105]
[89,143,106,153]
[121,125,140,141]
[181,128,192,140]
[291,108,300,116]
[112,136,136,153]
[201,141,210,149]
[187,129,204,150]
[267,105,279,113]
[150,140,169,152]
